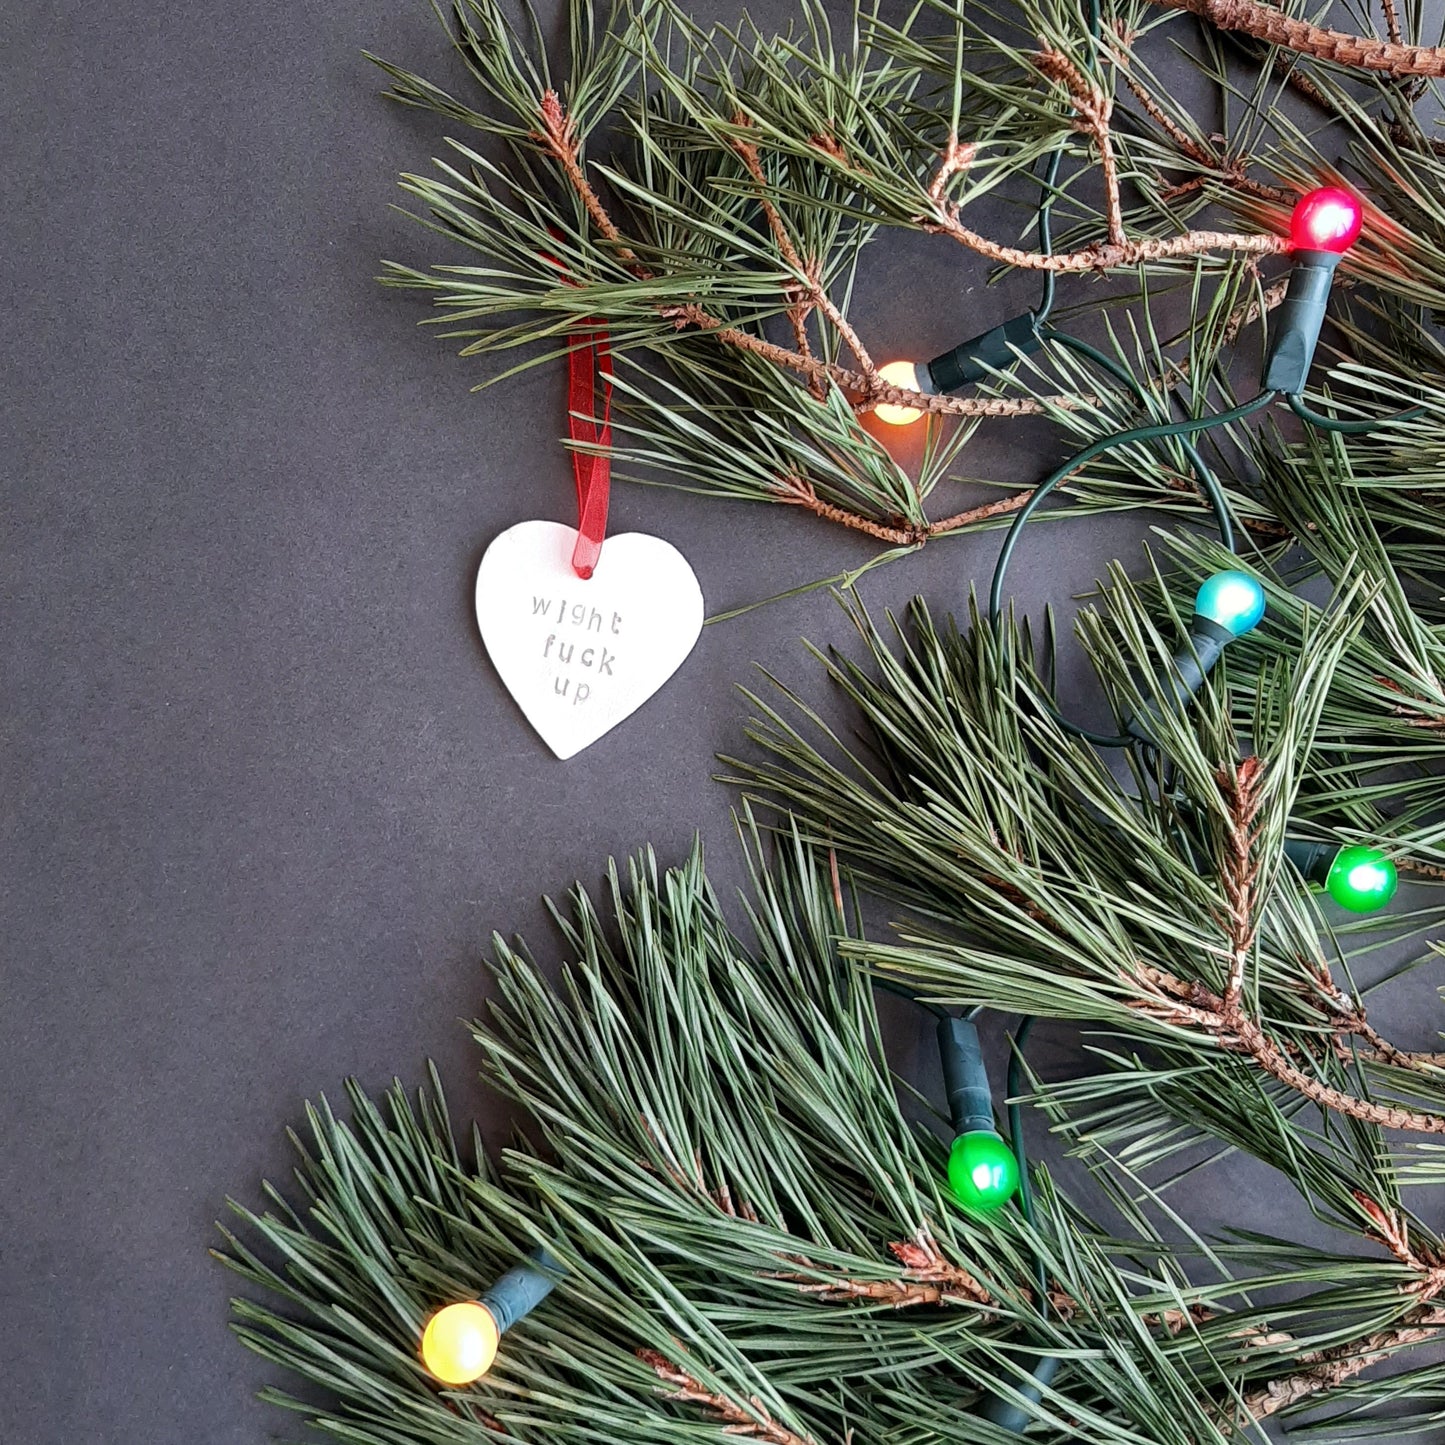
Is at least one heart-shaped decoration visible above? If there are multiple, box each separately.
[475,520,704,759]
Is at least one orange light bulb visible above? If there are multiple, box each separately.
[420,1301,501,1385]
[875,360,926,425]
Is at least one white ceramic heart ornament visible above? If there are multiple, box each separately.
[475,519,704,759]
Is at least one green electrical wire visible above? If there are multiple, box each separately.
[987,391,1277,748]
[1042,329,1237,554]
[871,976,952,1020]
[1288,392,1425,434]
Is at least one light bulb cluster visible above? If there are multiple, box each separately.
[420,1248,562,1386]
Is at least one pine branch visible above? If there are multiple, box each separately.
[730,117,877,386]
[777,1228,995,1309]
[1153,0,1445,77]
[1035,49,1127,245]
[1219,758,1264,1011]
[1240,1307,1445,1422]
[921,148,1285,272]
[1120,75,1291,205]
[1130,966,1445,1133]
[639,1350,822,1445]
[772,474,1034,545]
[534,91,1068,420]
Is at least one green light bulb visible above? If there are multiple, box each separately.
[1324,846,1398,913]
[947,1130,1020,1213]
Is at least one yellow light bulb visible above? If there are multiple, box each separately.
[874,360,925,426]
[420,1301,501,1385]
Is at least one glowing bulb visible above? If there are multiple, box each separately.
[1193,570,1266,639]
[420,1301,500,1385]
[875,360,926,426]
[1324,845,1398,913]
[947,1130,1020,1213]
[1289,187,1363,255]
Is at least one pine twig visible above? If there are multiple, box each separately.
[639,1350,821,1445]
[1131,964,1445,1133]
[1221,277,1290,346]
[1036,49,1128,246]
[664,303,1064,415]
[772,475,1036,544]
[1241,1307,1445,1422]
[537,91,645,268]
[921,195,1284,271]
[1220,760,1264,1011]
[1153,0,1445,77]
[536,94,1067,422]
[1121,76,1292,204]
[779,1228,995,1309]
[731,118,879,390]
[1380,0,1404,47]
[1352,1192,1445,1292]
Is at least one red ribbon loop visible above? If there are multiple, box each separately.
[568,325,612,580]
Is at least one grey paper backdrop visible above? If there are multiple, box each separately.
[2,2,1434,1441]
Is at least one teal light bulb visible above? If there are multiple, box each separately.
[947,1130,1020,1213]
[1193,570,1267,638]
[1325,846,1398,913]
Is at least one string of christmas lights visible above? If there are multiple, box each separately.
[410,76,1415,1441]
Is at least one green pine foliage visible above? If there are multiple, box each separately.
[215,819,1445,1443]
[370,0,1445,563]
[214,0,1445,1440]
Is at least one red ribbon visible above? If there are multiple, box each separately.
[567,325,612,580]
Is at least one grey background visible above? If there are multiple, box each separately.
[1,2,1433,1441]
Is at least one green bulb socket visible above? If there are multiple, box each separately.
[925,312,1043,393]
[479,1247,563,1333]
[937,1017,1020,1211]
[1262,249,1342,396]
[1123,616,1233,744]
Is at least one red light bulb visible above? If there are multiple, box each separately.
[1288,187,1363,254]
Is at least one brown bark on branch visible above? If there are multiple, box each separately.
[1220,760,1264,1009]
[639,1349,820,1445]
[536,95,1065,422]
[1035,50,1127,245]
[773,476,1036,545]
[661,302,1067,416]
[1240,1308,1445,1423]
[1117,760,1445,1132]
[538,91,646,267]
[1153,0,1445,77]
[776,1230,995,1308]
[923,213,1285,271]
[1130,963,1445,1133]
[1380,0,1404,46]
[731,120,879,389]
[1122,76,1292,204]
